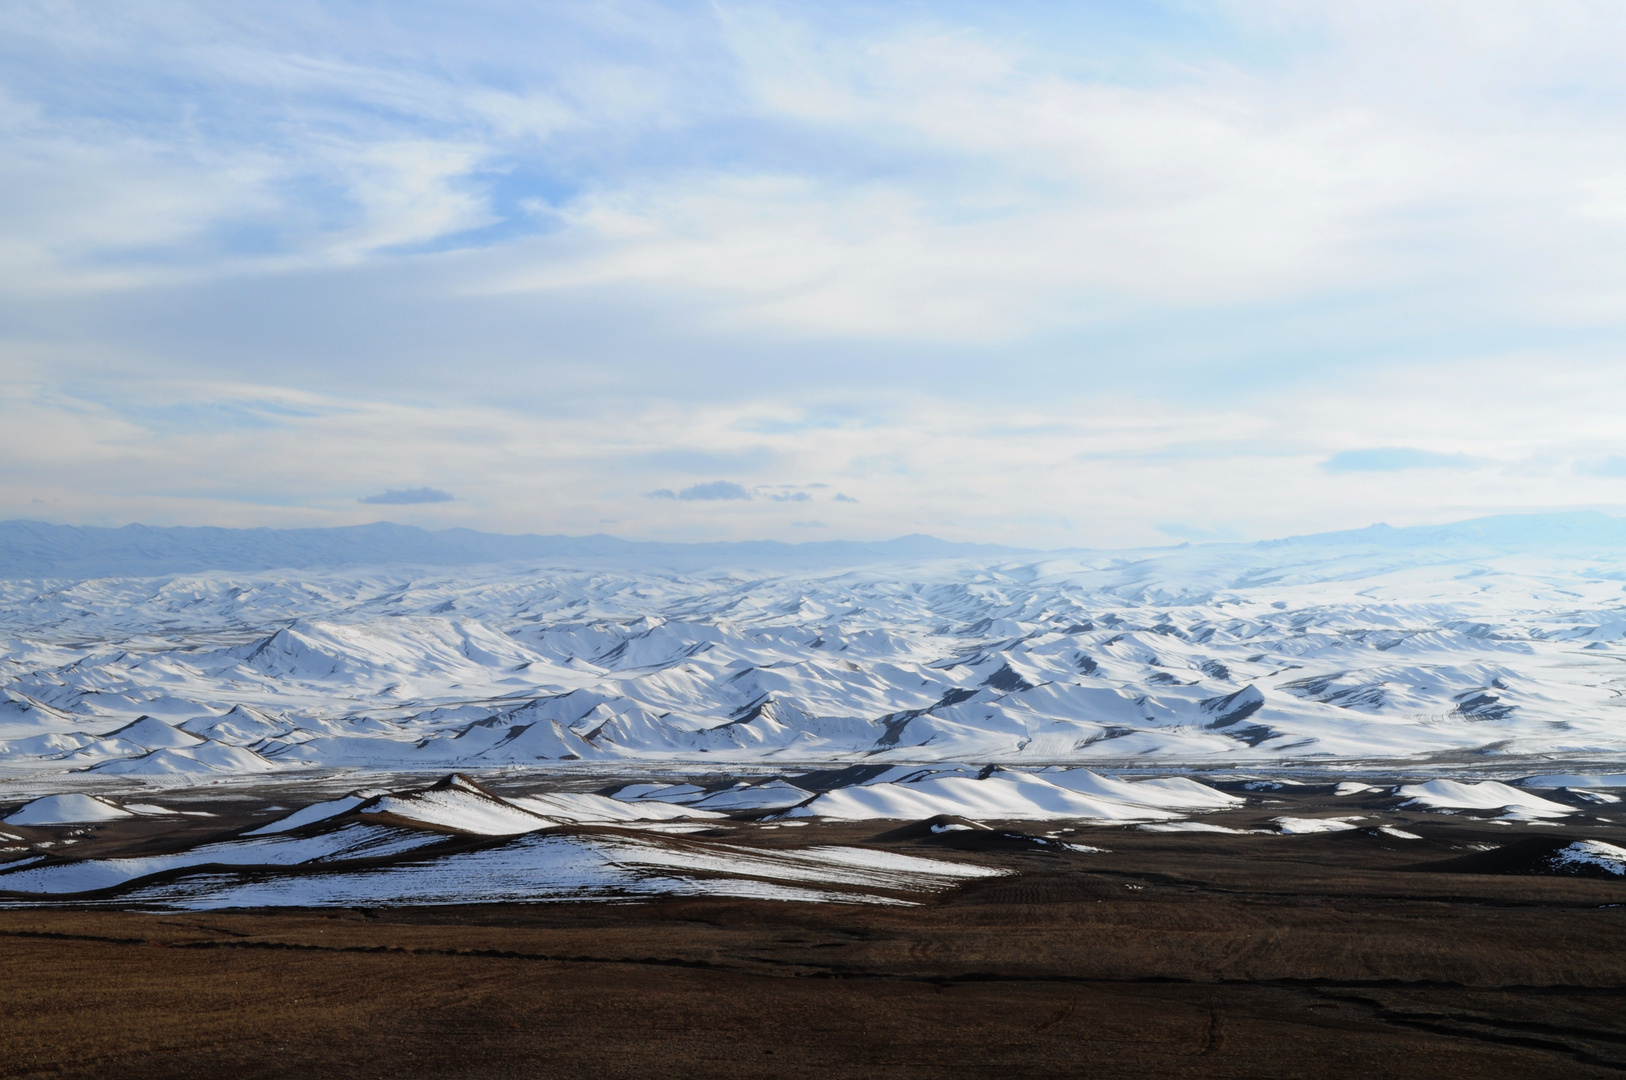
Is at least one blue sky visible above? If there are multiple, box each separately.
[4,1,1626,546]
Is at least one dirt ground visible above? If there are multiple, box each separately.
[2,803,1624,1079]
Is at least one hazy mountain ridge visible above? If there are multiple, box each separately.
[6,510,1626,580]
[4,518,1626,776]
[0,520,1030,578]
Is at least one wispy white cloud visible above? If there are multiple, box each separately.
[4,355,1626,547]
[4,2,1626,542]
[4,0,1621,327]
[1322,448,1480,473]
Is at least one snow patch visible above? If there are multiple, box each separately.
[4,794,133,825]
[788,768,1234,823]
[1550,839,1626,875]
[1272,816,1363,834]
[246,794,373,835]
[1397,779,1572,819]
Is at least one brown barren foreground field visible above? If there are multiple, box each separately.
[3,814,1625,1079]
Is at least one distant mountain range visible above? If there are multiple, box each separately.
[2,510,1625,579]
[1265,511,1626,550]
[4,510,1626,776]
[0,520,1029,578]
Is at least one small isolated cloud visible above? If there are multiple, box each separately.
[649,480,752,501]
[1320,448,1478,473]
[833,493,858,503]
[769,491,812,502]
[792,520,828,528]
[359,487,454,505]
[1156,523,1240,543]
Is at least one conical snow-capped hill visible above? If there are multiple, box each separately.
[99,715,205,750]
[89,741,279,775]
[469,719,602,763]
[179,704,290,744]
[227,625,359,680]
[222,619,555,686]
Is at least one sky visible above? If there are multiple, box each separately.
[4,0,1626,548]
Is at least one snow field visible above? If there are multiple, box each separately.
[0,773,1009,908]
[6,541,1626,776]
[1396,779,1574,819]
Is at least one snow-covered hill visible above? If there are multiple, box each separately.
[4,514,1626,778]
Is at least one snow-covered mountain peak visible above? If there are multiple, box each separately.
[100,715,204,750]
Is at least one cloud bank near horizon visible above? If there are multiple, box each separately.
[4,1,1626,546]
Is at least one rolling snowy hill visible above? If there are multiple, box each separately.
[4,513,1626,777]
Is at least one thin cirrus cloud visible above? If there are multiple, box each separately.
[1576,456,1626,477]
[1320,449,1479,473]
[1156,522,1242,543]
[6,366,1626,548]
[3,3,1626,544]
[359,487,454,505]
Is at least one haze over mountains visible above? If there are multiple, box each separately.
[0,520,1027,578]
[2,511,1626,779]
[7,511,1626,578]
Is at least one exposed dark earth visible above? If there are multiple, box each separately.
[2,785,1623,1079]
